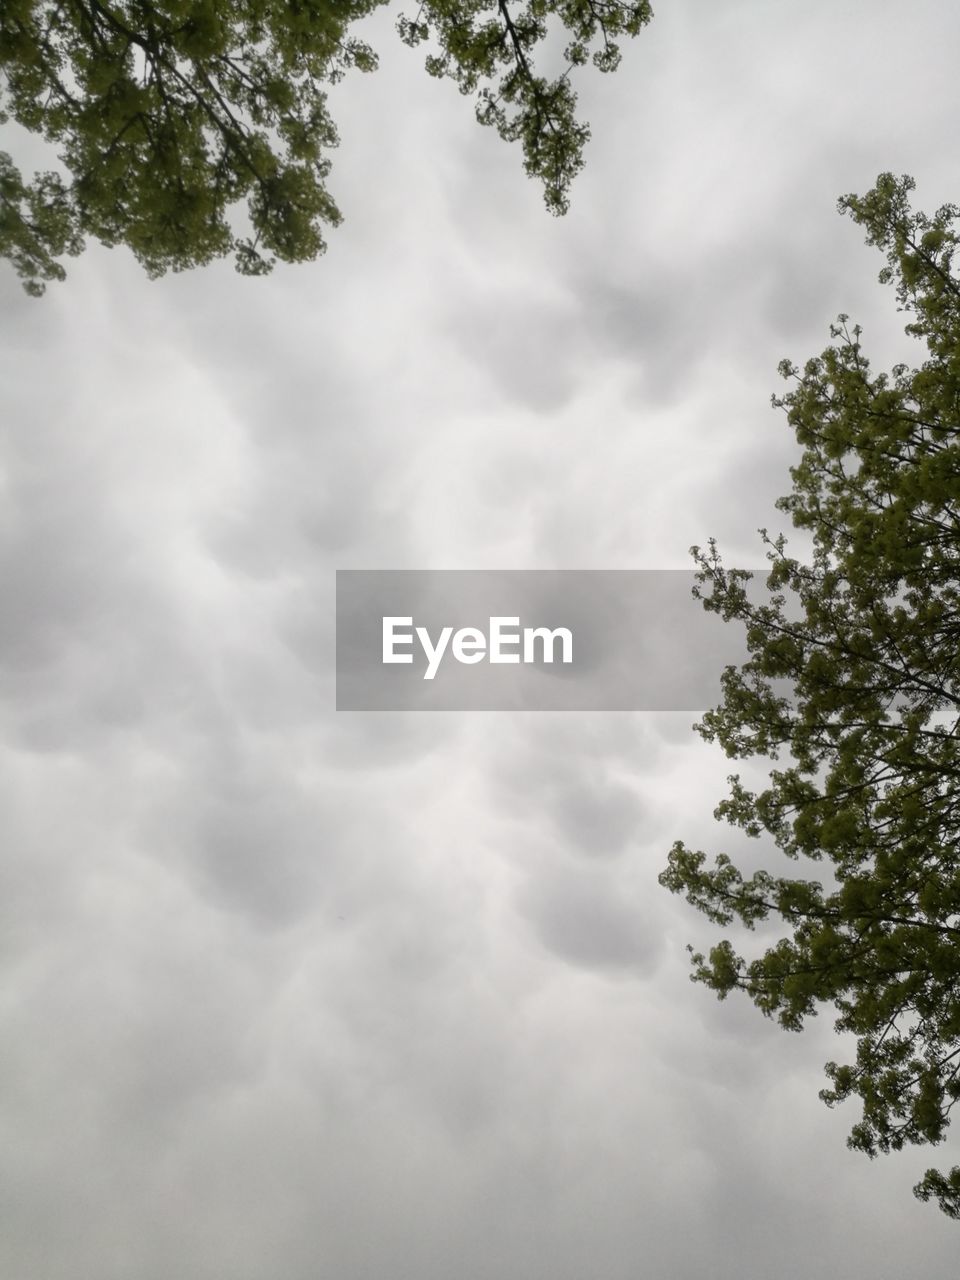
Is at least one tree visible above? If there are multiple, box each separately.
[660,173,960,1218]
[0,0,652,295]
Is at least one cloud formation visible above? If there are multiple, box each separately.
[2,1,960,1276]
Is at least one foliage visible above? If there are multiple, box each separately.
[0,0,652,293]
[660,173,960,1218]
[397,0,651,215]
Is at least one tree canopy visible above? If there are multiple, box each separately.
[0,0,652,294]
[660,173,960,1218]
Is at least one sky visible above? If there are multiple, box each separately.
[2,1,960,1276]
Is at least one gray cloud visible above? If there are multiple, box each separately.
[518,861,661,972]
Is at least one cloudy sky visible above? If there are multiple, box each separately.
[3,1,960,1275]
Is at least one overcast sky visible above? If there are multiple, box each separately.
[3,1,960,1276]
